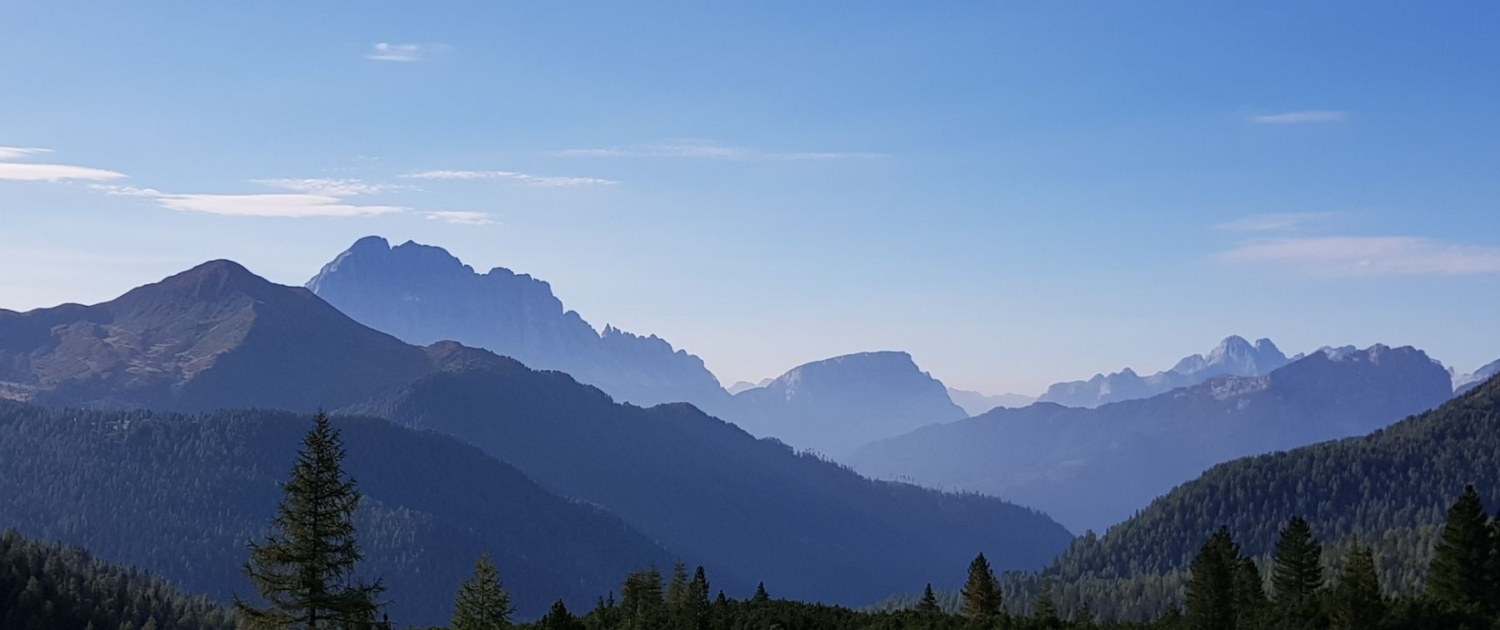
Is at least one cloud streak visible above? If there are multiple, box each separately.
[1250,110,1348,125]
[1215,212,1343,233]
[1217,236,1500,278]
[551,140,888,162]
[425,211,496,225]
[251,178,407,196]
[0,146,127,182]
[403,170,617,187]
[93,183,406,219]
[365,43,452,62]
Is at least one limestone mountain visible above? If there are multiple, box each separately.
[1036,336,1290,408]
[306,236,730,411]
[850,345,1453,534]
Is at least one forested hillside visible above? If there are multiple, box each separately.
[1,529,233,630]
[0,401,674,625]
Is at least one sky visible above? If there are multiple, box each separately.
[3,1,1499,395]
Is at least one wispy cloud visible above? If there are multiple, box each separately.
[0,146,127,182]
[403,170,617,187]
[425,211,495,226]
[251,178,407,196]
[550,140,888,162]
[1250,110,1348,125]
[1217,236,1500,278]
[365,43,452,62]
[1215,212,1343,233]
[92,183,405,219]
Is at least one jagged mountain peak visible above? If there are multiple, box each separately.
[1042,335,1291,408]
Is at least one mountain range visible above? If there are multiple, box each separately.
[945,388,1037,417]
[1035,336,1291,408]
[0,258,1073,613]
[849,344,1455,533]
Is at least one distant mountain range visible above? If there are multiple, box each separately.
[946,388,1036,417]
[1455,358,1500,395]
[849,344,1454,534]
[308,236,730,411]
[0,259,1072,611]
[723,352,967,458]
[1036,336,1290,408]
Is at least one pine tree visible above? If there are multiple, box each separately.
[916,584,941,616]
[621,568,664,628]
[1427,486,1493,613]
[666,562,690,606]
[750,582,769,604]
[1032,579,1059,627]
[1329,538,1385,630]
[236,412,383,629]
[540,600,582,630]
[1271,516,1323,607]
[1232,558,1266,629]
[960,553,1004,624]
[451,552,513,630]
[1074,603,1094,626]
[1185,527,1239,630]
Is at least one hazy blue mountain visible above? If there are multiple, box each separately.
[307,236,730,411]
[725,351,968,458]
[946,388,1037,416]
[0,261,1074,608]
[1455,358,1500,394]
[1036,336,1290,408]
[726,377,774,394]
[0,401,675,625]
[850,345,1453,534]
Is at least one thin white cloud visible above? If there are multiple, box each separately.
[403,170,617,187]
[1215,212,1343,233]
[1250,110,1348,125]
[93,184,404,218]
[550,140,888,162]
[1217,236,1500,278]
[252,178,406,196]
[425,211,495,225]
[365,42,452,62]
[0,146,127,182]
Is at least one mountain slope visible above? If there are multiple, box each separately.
[946,388,1036,417]
[727,351,967,458]
[1,260,1073,610]
[850,345,1453,533]
[307,236,729,411]
[1455,358,1500,395]
[0,400,673,625]
[1037,336,1289,408]
[0,259,430,412]
[1048,373,1500,602]
[0,529,233,630]
[352,350,1072,605]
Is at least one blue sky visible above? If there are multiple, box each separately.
[3,1,1499,394]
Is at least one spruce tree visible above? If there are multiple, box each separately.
[1185,527,1239,630]
[237,412,383,629]
[1427,486,1493,612]
[916,584,941,616]
[750,582,770,604]
[540,600,582,630]
[1032,579,1059,627]
[666,563,690,606]
[1271,516,1323,607]
[621,568,664,628]
[1329,538,1384,630]
[451,552,513,630]
[1232,558,1266,629]
[960,553,1004,624]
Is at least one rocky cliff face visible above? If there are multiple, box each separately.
[1038,336,1290,408]
[307,236,730,411]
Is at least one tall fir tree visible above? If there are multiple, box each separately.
[1427,486,1493,613]
[1032,579,1060,627]
[916,584,941,616]
[665,563,690,606]
[236,412,383,629]
[960,553,1004,625]
[1232,558,1267,629]
[1271,516,1324,607]
[621,568,664,629]
[1185,527,1240,630]
[1329,538,1385,630]
[451,552,513,630]
[539,600,582,630]
[750,582,770,604]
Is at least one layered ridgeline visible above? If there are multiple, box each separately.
[1455,358,1500,395]
[1037,336,1290,408]
[0,529,233,630]
[0,401,673,625]
[946,388,1036,417]
[0,260,1073,608]
[726,352,968,458]
[851,345,1454,533]
[1034,373,1500,621]
[307,236,730,411]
